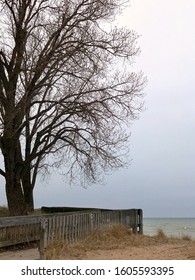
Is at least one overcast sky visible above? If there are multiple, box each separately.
[1,0,195,217]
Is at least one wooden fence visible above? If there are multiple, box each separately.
[0,208,143,259]
[39,209,143,259]
[0,211,93,248]
[0,215,41,248]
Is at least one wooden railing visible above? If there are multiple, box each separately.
[0,212,90,248]
[39,209,143,259]
[0,215,41,247]
[0,208,143,259]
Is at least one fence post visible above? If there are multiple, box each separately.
[89,213,94,231]
[39,218,48,260]
[119,210,123,225]
[132,209,138,234]
[138,209,143,234]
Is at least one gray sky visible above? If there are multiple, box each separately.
[1,0,195,217]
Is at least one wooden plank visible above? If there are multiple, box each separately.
[138,209,143,234]
[0,211,91,228]
[39,218,48,260]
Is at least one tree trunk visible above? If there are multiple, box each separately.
[24,187,34,213]
[22,171,34,213]
[2,135,27,216]
[5,179,27,216]
[5,166,34,215]
[23,111,35,213]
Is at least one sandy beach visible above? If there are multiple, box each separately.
[0,247,39,260]
[0,242,195,260]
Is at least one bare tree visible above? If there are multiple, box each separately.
[0,0,146,216]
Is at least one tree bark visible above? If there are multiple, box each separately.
[2,135,27,216]
[5,180,26,216]
[22,170,34,213]
[4,157,34,215]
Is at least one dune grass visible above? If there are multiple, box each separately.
[0,206,43,217]
[0,206,9,217]
[45,224,194,260]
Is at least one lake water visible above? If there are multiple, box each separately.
[143,218,195,239]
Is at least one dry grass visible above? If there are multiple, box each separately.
[181,234,192,241]
[46,225,195,260]
[0,206,43,217]
[0,206,9,217]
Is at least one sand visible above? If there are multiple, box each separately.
[0,248,39,260]
[0,243,195,260]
